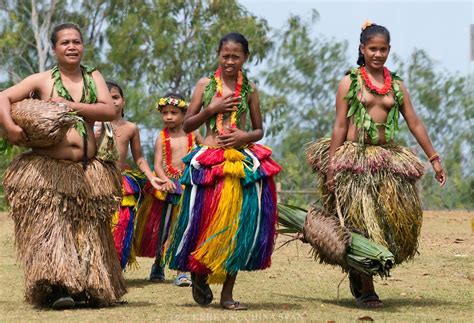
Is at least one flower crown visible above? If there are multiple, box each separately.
[156,97,188,111]
[361,19,374,31]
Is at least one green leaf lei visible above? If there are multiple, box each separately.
[344,67,403,144]
[202,69,252,132]
[51,64,98,137]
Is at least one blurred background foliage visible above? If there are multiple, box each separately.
[0,0,472,210]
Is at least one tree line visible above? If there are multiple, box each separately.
[0,0,472,210]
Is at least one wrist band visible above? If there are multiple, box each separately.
[428,153,439,162]
[429,155,441,164]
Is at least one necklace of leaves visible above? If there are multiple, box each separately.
[202,67,252,134]
[344,67,404,144]
[51,65,97,137]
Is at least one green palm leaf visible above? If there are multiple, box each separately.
[277,203,395,277]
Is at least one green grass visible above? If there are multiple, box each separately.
[0,211,472,322]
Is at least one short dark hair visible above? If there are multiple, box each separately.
[50,23,83,47]
[163,92,185,101]
[218,32,249,55]
[106,81,124,98]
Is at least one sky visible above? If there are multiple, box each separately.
[239,0,474,74]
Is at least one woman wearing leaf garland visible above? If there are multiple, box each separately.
[166,32,281,310]
[0,23,126,309]
[306,22,447,308]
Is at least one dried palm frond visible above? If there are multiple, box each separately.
[303,206,352,267]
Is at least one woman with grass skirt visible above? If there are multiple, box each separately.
[0,23,126,309]
[165,32,281,310]
[306,21,447,308]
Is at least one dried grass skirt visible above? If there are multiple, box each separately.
[306,138,425,264]
[2,152,126,306]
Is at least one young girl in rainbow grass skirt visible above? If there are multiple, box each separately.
[133,93,201,286]
[165,32,281,310]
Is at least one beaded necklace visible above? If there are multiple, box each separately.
[359,66,392,95]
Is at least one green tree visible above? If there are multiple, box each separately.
[0,0,112,85]
[102,0,272,131]
[393,50,473,209]
[259,11,348,205]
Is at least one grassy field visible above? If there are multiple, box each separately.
[0,210,472,322]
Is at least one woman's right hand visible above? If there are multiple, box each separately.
[326,167,336,192]
[5,123,27,145]
[208,93,240,115]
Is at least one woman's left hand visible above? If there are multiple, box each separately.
[217,127,248,148]
[432,160,447,186]
[49,97,70,106]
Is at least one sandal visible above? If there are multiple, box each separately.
[190,272,213,306]
[175,273,192,287]
[220,300,247,311]
[355,292,384,309]
[149,263,165,282]
[52,296,75,310]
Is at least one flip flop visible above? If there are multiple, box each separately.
[220,300,247,311]
[52,296,75,310]
[355,292,384,309]
[175,273,192,287]
[190,272,213,305]
[149,263,165,282]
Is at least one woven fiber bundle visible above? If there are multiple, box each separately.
[9,99,78,148]
[303,205,352,268]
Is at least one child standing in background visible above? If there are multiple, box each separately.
[134,93,202,286]
[104,81,163,270]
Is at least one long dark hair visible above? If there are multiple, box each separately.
[357,24,390,66]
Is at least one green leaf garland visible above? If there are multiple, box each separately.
[202,69,252,132]
[344,67,403,144]
[51,65,97,137]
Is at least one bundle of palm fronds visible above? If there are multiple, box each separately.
[277,203,395,278]
[1,99,80,149]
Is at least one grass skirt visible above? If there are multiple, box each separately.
[2,152,126,306]
[166,144,281,284]
[306,138,425,264]
[111,169,146,269]
[133,179,182,261]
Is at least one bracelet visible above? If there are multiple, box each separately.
[429,155,441,164]
[428,153,440,163]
